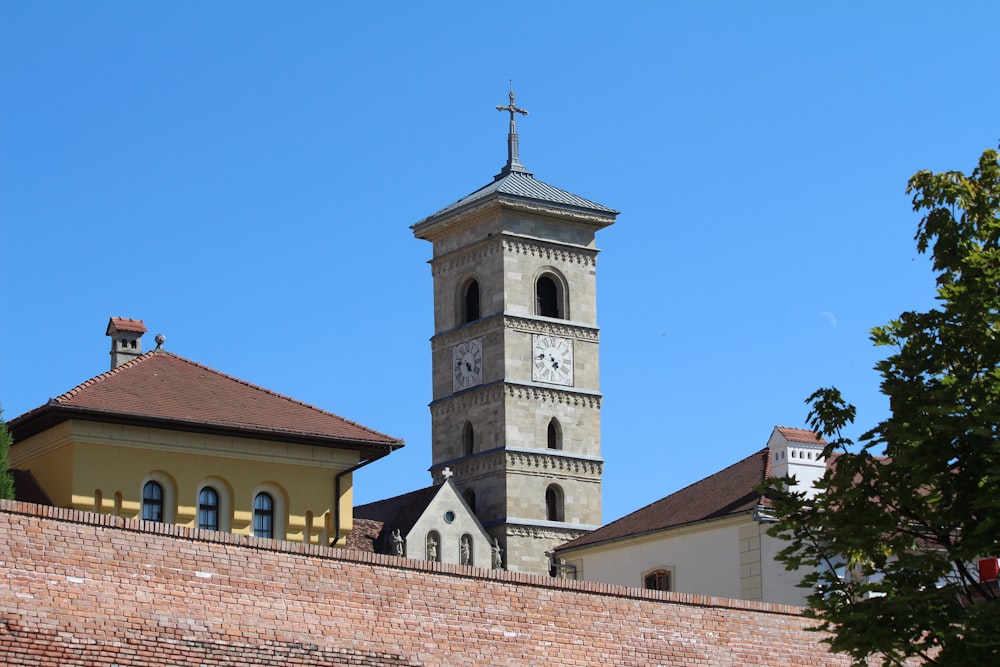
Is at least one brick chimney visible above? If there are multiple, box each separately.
[106,317,147,369]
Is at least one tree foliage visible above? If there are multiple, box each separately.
[763,145,1000,666]
[0,410,14,501]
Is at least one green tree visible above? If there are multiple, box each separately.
[763,145,1000,666]
[0,410,14,500]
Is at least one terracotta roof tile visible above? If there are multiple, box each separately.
[10,351,402,453]
[774,426,825,445]
[106,317,147,334]
[344,518,384,552]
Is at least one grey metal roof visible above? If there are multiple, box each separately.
[416,169,619,227]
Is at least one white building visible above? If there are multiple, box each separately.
[552,426,827,605]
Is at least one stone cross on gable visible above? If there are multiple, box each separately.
[441,467,454,480]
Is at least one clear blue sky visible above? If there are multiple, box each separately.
[2,3,998,522]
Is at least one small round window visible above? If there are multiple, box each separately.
[444,510,456,524]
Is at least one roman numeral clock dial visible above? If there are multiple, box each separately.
[532,334,574,386]
[452,338,483,392]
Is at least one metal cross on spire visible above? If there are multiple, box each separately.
[496,85,528,176]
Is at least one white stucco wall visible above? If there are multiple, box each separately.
[560,514,813,605]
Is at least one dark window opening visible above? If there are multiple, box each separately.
[463,488,476,515]
[547,419,562,450]
[545,485,564,522]
[536,276,561,318]
[463,422,475,457]
[644,570,671,591]
[198,487,219,531]
[464,280,480,323]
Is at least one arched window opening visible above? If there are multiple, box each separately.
[644,569,671,591]
[464,280,480,323]
[426,531,441,562]
[463,422,475,456]
[198,486,220,531]
[253,492,274,539]
[547,418,562,450]
[463,488,476,515]
[545,484,564,522]
[536,275,562,319]
[142,481,164,522]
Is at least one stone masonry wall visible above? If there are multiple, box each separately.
[0,500,853,666]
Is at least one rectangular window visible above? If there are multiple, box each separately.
[644,570,671,591]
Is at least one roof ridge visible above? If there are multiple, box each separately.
[354,482,440,510]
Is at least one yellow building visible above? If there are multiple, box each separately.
[7,317,403,546]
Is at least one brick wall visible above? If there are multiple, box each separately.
[0,500,853,666]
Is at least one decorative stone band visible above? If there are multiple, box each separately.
[430,314,502,352]
[429,234,502,277]
[431,314,598,353]
[503,315,599,341]
[500,234,598,268]
[428,229,599,277]
[502,521,598,541]
[429,382,601,414]
[505,448,603,478]
[431,447,603,482]
[429,383,506,415]
[505,383,602,409]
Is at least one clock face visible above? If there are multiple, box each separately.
[532,334,573,386]
[453,338,483,392]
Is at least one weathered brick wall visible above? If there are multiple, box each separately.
[0,500,852,666]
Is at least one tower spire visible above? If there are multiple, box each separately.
[496,85,528,176]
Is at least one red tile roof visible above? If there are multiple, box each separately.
[774,426,824,445]
[344,518,384,552]
[106,317,147,334]
[556,427,829,554]
[555,448,773,553]
[9,351,402,455]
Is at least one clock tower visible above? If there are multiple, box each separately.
[411,91,618,575]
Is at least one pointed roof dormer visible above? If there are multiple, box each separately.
[106,317,147,370]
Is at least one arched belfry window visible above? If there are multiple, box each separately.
[547,418,562,450]
[545,484,565,522]
[536,274,565,319]
[463,422,475,456]
[463,279,480,323]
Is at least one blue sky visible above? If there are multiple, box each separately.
[2,3,998,523]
